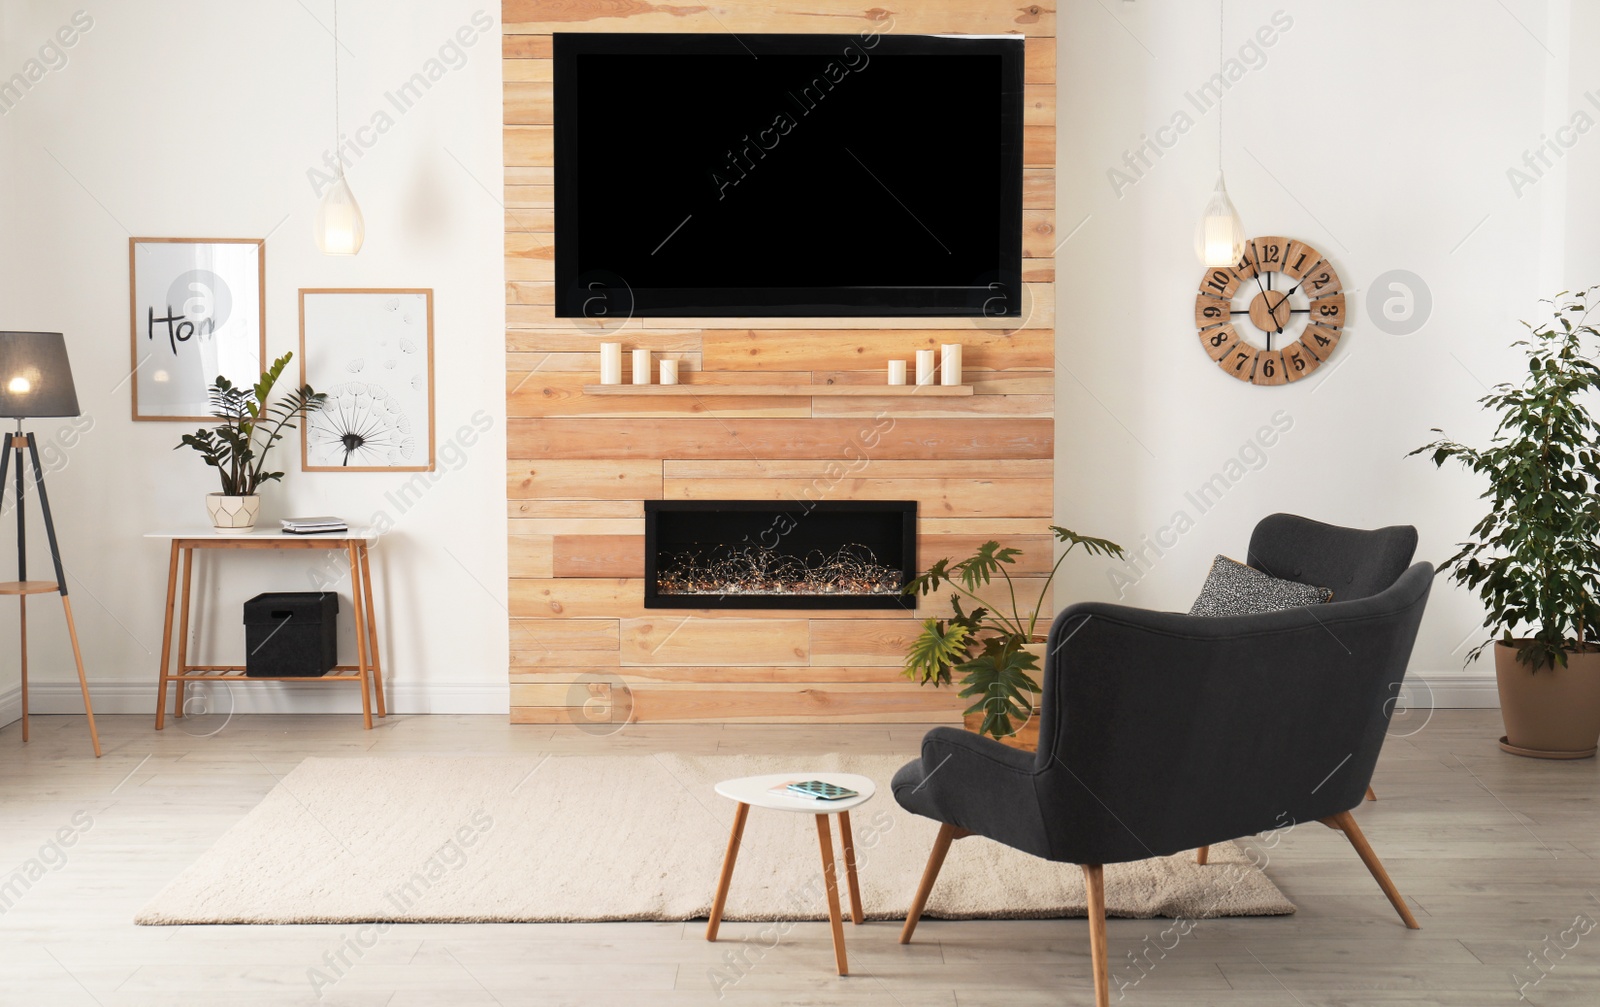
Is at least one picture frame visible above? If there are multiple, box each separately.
[128,237,266,422]
[298,288,436,472]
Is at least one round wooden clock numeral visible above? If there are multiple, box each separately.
[1194,236,1345,386]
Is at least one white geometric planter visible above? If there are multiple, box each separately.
[206,493,260,532]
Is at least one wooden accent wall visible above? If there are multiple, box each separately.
[503,1,1056,725]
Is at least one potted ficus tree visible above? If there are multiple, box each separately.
[902,526,1124,746]
[177,353,326,532]
[1413,287,1600,758]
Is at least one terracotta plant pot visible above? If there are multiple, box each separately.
[206,493,260,532]
[961,638,1047,752]
[1494,642,1600,759]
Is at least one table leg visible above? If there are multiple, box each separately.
[18,594,27,743]
[706,801,749,942]
[155,542,180,731]
[815,813,849,975]
[174,546,193,719]
[358,543,386,719]
[837,810,864,925]
[348,542,372,730]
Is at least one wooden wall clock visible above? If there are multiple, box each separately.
[1194,236,1345,385]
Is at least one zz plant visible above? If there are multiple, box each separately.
[1411,287,1600,671]
[177,353,326,497]
[902,526,1124,739]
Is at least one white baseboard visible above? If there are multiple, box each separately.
[1410,672,1499,709]
[13,680,510,716]
[7,674,1498,721]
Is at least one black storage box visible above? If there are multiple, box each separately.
[244,592,338,678]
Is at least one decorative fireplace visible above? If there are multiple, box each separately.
[643,501,917,610]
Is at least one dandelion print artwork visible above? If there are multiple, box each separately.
[298,289,435,471]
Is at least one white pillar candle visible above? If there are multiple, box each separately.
[599,342,622,385]
[632,348,651,385]
[941,343,963,386]
[887,360,907,386]
[659,359,680,385]
[915,349,937,386]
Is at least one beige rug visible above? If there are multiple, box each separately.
[136,754,1293,924]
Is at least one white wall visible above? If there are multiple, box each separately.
[1054,0,1599,704]
[0,2,508,719]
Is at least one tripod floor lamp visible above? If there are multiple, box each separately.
[0,332,99,757]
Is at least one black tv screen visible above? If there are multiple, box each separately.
[553,33,1024,318]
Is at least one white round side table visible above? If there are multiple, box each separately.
[706,772,877,975]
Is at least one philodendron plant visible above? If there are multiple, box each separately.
[177,353,326,497]
[902,526,1124,739]
[1411,287,1600,671]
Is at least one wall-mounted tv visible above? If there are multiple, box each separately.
[553,32,1024,318]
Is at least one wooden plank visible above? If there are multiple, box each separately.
[508,351,704,374]
[507,418,1054,461]
[621,618,810,666]
[1022,168,1053,209]
[506,330,701,352]
[812,370,1055,394]
[508,499,644,519]
[511,518,645,536]
[507,459,663,500]
[660,459,1053,479]
[614,665,916,684]
[504,125,553,166]
[505,166,553,185]
[661,477,1052,518]
[510,681,610,707]
[700,330,1053,371]
[810,620,921,667]
[504,80,553,123]
[1022,210,1055,257]
[505,183,554,208]
[506,287,1055,329]
[503,3,1055,35]
[918,517,1052,536]
[921,534,1055,574]
[552,534,643,578]
[510,618,620,651]
[1023,83,1055,126]
[1025,125,1054,167]
[625,683,965,723]
[510,374,812,418]
[504,211,555,235]
[502,58,553,83]
[1025,37,1054,83]
[812,394,1054,418]
[580,383,971,397]
[509,647,621,669]
[508,534,553,577]
[1021,259,1056,283]
[502,34,551,59]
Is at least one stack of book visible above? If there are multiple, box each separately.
[281,516,349,535]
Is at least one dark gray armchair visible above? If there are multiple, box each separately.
[892,515,1429,1007]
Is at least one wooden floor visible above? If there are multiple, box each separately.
[0,710,1596,1006]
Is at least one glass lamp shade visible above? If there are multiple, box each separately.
[1195,171,1246,267]
[0,331,79,418]
[315,174,365,255]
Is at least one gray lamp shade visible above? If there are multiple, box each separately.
[0,331,80,418]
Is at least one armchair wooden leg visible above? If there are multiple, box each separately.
[1366,785,1377,801]
[1195,845,1209,865]
[1083,863,1109,1007]
[1321,810,1419,929]
[900,822,969,944]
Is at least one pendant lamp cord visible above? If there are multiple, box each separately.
[333,0,341,177]
[1217,0,1224,174]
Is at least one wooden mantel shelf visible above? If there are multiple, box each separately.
[582,384,974,397]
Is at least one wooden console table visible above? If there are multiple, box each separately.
[146,529,387,730]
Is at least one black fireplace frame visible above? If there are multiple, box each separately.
[643,500,917,610]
